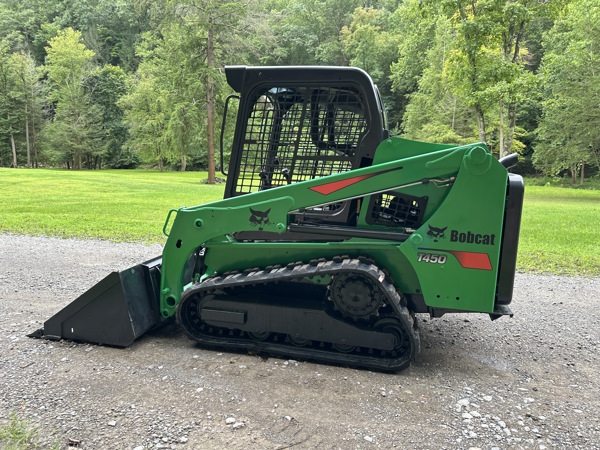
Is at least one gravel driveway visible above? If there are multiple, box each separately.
[1,234,599,449]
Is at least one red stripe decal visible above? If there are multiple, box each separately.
[448,251,492,270]
[309,174,374,195]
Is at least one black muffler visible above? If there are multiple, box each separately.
[29,256,164,347]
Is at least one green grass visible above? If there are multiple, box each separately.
[0,414,59,450]
[525,175,600,190]
[0,415,36,450]
[519,184,600,276]
[0,169,598,276]
[0,168,224,243]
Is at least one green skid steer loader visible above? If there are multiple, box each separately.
[30,66,524,372]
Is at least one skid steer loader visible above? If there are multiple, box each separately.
[30,66,524,372]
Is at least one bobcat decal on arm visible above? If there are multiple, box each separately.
[249,208,271,231]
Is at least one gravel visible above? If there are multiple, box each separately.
[1,233,599,449]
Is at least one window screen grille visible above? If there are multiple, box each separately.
[368,193,427,229]
[233,86,367,196]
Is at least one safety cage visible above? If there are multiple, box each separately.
[223,66,388,229]
[232,86,368,197]
[229,85,371,227]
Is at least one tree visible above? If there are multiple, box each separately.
[397,0,547,156]
[167,0,247,180]
[121,21,214,172]
[534,0,600,181]
[86,64,131,168]
[10,51,43,167]
[490,1,549,158]
[0,44,25,167]
[258,0,362,66]
[0,0,55,62]
[43,28,103,169]
[389,0,442,130]
[340,7,401,126]
[0,0,586,173]
[121,0,247,177]
[119,32,170,171]
[401,15,478,144]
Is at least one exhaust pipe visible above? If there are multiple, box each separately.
[29,256,164,347]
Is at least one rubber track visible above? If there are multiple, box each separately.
[177,256,420,372]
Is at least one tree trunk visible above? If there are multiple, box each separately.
[499,101,504,158]
[10,133,17,168]
[503,103,517,158]
[474,104,487,143]
[451,97,457,131]
[206,26,216,184]
[31,84,38,167]
[580,162,585,184]
[25,103,31,167]
[181,155,187,172]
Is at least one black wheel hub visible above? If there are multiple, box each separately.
[330,272,383,319]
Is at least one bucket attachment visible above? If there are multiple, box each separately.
[29,256,164,347]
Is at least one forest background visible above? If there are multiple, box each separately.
[0,0,598,183]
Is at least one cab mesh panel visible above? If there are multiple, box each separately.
[234,87,367,196]
[370,193,425,228]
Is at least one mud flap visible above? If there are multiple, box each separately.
[28,256,164,347]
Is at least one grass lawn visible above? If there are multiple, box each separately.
[0,168,223,243]
[0,168,598,276]
[519,184,599,276]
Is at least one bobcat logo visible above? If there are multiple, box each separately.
[249,207,271,231]
[427,225,447,242]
